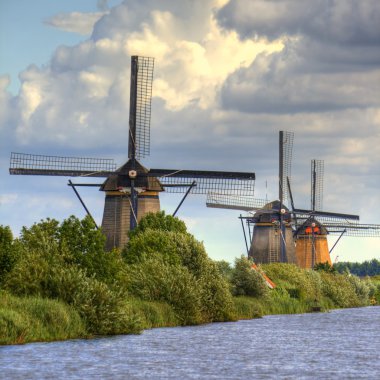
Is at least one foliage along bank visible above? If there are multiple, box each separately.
[0,212,378,345]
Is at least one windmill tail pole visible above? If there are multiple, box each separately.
[172,181,197,217]
[68,180,98,229]
[251,263,276,289]
[239,214,249,255]
[329,229,347,254]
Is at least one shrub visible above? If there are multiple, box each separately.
[3,247,138,335]
[0,226,21,284]
[123,228,182,266]
[124,212,235,323]
[262,263,319,302]
[128,211,187,239]
[126,257,203,325]
[319,272,363,308]
[231,256,268,298]
[314,261,336,273]
[15,216,127,286]
[215,260,234,282]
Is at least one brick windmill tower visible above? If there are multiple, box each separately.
[291,159,380,268]
[10,56,256,250]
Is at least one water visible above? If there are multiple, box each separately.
[1,307,379,379]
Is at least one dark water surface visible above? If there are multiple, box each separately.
[1,307,379,379]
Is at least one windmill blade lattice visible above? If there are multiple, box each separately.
[206,193,267,211]
[149,168,255,195]
[279,131,294,204]
[294,209,359,223]
[323,222,380,237]
[311,159,324,211]
[128,56,154,160]
[9,152,116,177]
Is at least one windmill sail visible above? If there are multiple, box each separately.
[9,152,116,177]
[206,193,266,211]
[279,130,294,204]
[149,168,255,195]
[128,56,154,160]
[311,159,324,211]
[319,222,380,237]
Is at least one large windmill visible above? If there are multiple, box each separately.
[9,55,256,251]
[207,131,298,264]
[291,159,380,268]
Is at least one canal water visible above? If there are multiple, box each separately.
[0,306,379,379]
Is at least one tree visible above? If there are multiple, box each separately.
[0,225,20,283]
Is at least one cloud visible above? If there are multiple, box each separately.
[216,0,380,114]
[221,46,380,114]
[45,12,106,35]
[217,0,380,46]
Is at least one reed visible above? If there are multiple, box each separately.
[0,291,86,345]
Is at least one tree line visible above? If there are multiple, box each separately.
[335,259,380,277]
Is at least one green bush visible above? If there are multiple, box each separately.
[319,272,364,308]
[3,247,138,335]
[0,226,21,284]
[126,257,203,325]
[128,211,187,239]
[198,261,235,322]
[124,212,236,324]
[123,228,182,265]
[215,260,234,281]
[231,256,268,298]
[262,263,320,302]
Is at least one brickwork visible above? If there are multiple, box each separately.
[295,235,331,269]
[101,192,160,251]
[249,224,297,264]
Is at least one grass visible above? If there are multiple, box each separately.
[0,291,87,345]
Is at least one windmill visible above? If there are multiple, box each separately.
[9,55,256,251]
[207,131,298,264]
[291,159,380,268]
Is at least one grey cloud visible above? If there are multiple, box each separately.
[217,0,380,46]
[216,1,380,116]
[221,44,380,114]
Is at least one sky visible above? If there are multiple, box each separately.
[0,0,379,263]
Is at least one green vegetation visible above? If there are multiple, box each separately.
[0,212,378,345]
[335,259,380,276]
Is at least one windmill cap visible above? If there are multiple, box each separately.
[100,159,163,192]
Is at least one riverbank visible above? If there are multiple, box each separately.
[2,266,378,345]
[1,213,379,345]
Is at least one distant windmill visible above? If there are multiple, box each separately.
[9,55,256,250]
[207,131,380,267]
[291,159,380,268]
[207,131,298,264]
